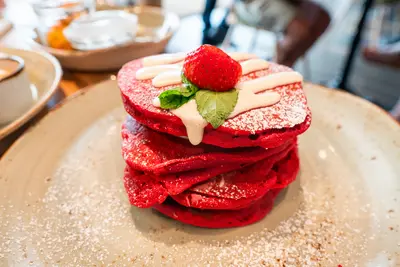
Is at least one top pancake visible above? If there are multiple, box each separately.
[118,57,311,148]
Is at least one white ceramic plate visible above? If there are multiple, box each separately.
[0,80,399,266]
[0,47,62,140]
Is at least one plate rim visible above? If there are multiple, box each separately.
[0,81,399,163]
[305,83,400,128]
[0,47,63,140]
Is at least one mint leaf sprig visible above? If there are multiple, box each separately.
[158,74,239,129]
[195,90,238,128]
[158,73,199,109]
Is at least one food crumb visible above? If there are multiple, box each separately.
[336,124,342,130]
[388,209,394,213]
[370,156,376,160]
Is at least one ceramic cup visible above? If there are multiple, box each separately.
[0,55,34,125]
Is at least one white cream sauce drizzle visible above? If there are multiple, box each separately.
[236,72,303,93]
[135,65,180,80]
[142,52,186,67]
[138,53,303,145]
[152,70,182,87]
[241,59,269,75]
[228,52,258,61]
[170,100,209,145]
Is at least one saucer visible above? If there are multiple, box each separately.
[0,47,62,140]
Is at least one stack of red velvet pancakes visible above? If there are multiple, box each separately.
[118,45,311,228]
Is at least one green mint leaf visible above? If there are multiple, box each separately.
[159,88,193,109]
[180,73,199,97]
[179,85,196,97]
[158,74,200,110]
[181,73,196,88]
[195,89,239,129]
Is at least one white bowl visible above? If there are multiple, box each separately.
[30,6,180,71]
[63,10,138,51]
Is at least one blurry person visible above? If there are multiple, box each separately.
[139,0,161,6]
[363,45,400,68]
[363,47,400,121]
[364,0,400,68]
[202,0,330,67]
[362,0,400,121]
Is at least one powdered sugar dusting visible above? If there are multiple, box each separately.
[0,169,374,266]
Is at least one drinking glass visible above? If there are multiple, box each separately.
[33,0,94,49]
[95,0,136,10]
[95,0,162,9]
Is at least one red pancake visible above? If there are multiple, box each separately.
[170,172,276,210]
[274,146,300,188]
[118,59,311,148]
[171,147,299,210]
[123,168,168,208]
[188,147,295,199]
[122,117,292,175]
[124,163,241,208]
[153,189,283,228]
[123,141,295,208]
[160,141,295,196]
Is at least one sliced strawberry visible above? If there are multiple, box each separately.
[183,45,242,92]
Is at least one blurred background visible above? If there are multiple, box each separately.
[0,0,399,116]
